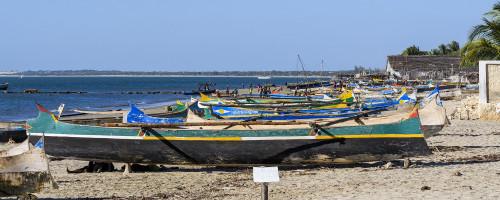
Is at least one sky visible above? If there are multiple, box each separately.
[0,0,498,72]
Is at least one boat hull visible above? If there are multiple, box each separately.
[422,125,444,138]
[0,130,27,143]
[0,83,8,90]
[419,95,447,138]
[183,90,215,95]
[29,134,430,165]
[27,104,430,166]
[0,139,52,197]
[0,172,51,197]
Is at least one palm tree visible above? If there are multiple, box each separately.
[430,49,442,55]
[438,44,449,55]
[401,45,428,55]
[447,41,460,52]
[484,2,500,20]
[461,3,500,67]
[462,37,500,62]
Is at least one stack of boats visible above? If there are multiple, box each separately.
[24,84,448,166]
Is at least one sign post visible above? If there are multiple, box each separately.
[253,167,279,200]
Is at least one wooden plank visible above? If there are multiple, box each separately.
[200,102,356,108]
[105,120,311,128]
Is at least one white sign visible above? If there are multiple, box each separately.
[253,167,279,183]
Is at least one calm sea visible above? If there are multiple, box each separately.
[0,76,302,122]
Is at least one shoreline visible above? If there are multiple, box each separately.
[0,75,330,78]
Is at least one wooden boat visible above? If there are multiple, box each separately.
[0,123,27,143]
[73,109,127,115]
[183,82,215,95]
[0,138,54,197]
[61,100,198,125]
[286,80,331,89]
[125,104,185,123]
[201,89,414,120]
[183,89,215,95]
[0,83,8,90]
[418,86,448,138]
[0,139,31,157]
[415,84,456,92]
[26,103,431,166]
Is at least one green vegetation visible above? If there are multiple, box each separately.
[7,68,385,77]
[401,41,460,56]
[461,2,500,67]
[401,45,428,55]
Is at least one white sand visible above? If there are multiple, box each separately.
[18,100,500,199]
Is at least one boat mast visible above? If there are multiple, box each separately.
[297,54,308,93]
[297,55,308,82]
[321,59,324,81]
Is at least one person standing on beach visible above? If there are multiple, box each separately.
[215,88,220,98]
[233,88,238,98]
[249,85,253,94]
[242,82,245,88]
[257,84,261,93]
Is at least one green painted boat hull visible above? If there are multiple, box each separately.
[27,109,431,166]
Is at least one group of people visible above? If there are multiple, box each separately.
[215,87,239,98]
[214,82,284,98]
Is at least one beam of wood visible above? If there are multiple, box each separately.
[320,109,388,127]
[105,120,311,128]
[200,102,356,108]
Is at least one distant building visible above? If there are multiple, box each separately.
[386,55,460,80]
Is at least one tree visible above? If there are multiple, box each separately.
[438,44,449,55]
[401,45,428,55]
[484,2,500,20]
[461,2,500,66]
[447,41,460,52]
[430,49,442,55]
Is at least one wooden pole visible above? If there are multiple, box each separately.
[261,182,269,200]
[123,163,132,174]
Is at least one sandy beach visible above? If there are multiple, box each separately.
[5,99,500,199]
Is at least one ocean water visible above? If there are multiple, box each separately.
[0,76,302,122]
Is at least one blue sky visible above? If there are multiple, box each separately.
[0,0,497,72]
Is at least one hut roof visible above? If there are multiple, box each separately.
[386,55,460,71]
